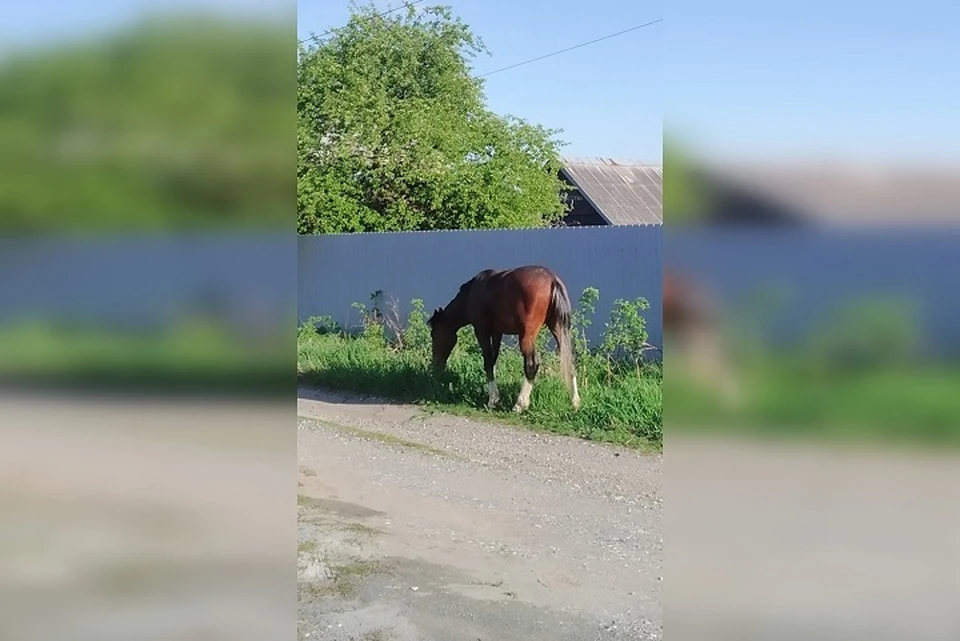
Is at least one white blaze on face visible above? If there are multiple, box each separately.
[571,375,581,410]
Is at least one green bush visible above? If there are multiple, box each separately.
[666,294,960,447]
[600,297,653,369]
[402,299,431,352]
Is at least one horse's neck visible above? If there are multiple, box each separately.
[445,295,470,328]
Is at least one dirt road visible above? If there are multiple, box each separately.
[2,393,292,641]
[297,387,663,641]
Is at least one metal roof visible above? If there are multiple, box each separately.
[701,160,960,225]
[561,157,663,225]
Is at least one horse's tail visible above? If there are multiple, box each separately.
[549,277,578,406]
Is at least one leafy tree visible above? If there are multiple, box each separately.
[298,3,569,233]
[0,17,292,232]
[662,133,708,226]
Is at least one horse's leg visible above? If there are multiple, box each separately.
[513,332,539,413]
[489,332,503,407]
[475,328,499,408]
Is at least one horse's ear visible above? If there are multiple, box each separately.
[428,307,443,326]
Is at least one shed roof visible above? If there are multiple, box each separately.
[561,157,663,225]
[701,160,960,225]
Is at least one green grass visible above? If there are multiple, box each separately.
[298,327,662,449]
[667,359,960,447]
[0,320,290,395]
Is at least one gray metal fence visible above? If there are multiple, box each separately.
[668,228,960,355]
[0,235,295,333]
[298,225,664,349]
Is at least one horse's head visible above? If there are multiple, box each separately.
[427,306,458,371]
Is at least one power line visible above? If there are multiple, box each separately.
[476,18,663,78]
[299,0,426,45]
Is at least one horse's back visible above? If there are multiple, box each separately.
[497,265,557,285]
[512,264,556,278]
[474,265,557,294]
[465,265,559,333]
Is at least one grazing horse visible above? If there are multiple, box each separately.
[428,265,581,413]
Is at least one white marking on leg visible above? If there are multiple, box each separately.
[487,380,500,407]
[514,379,533,413]
[571,375,581,410]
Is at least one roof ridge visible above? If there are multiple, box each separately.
[562,156,662,168]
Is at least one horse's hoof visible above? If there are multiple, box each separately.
[513,404,525,414]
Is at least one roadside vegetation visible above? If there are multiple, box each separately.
[0,319,290,395]
[298,287,662,449]
[668,297,960,446]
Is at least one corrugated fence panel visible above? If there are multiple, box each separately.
[668,228,960,355]
[298,226,664,349]
[0,235,295,329]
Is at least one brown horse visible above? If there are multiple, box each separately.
[428,265,581,413]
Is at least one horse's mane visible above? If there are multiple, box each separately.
[429,278,474,326]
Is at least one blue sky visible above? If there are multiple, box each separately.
[6,1,957,163]
[300,0,958,163]
[667,0,960,162]
[1,1,285,40]
[299,0,664,163]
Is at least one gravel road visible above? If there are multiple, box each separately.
[297,386,663,641]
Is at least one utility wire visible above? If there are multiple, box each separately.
[299,0,426,45]
[477,18,662,78]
